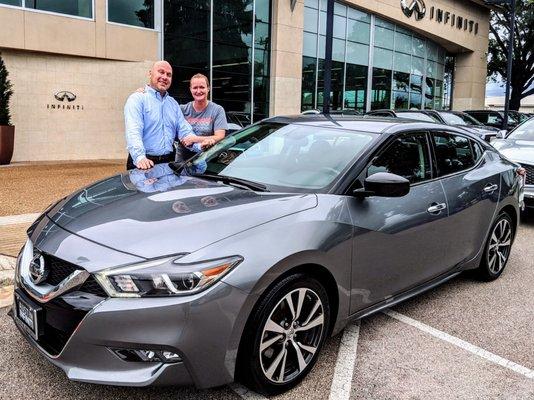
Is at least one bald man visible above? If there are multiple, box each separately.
[124,61,202,170]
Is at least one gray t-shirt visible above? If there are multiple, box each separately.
[180,101,228,136]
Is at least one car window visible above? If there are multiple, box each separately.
[488,113,503,124]
[471,140,484,162]
[433,132,475,176]
[470,112,487,123]
[367,133,432,184]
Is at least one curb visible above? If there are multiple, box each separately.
[0,285,13,309]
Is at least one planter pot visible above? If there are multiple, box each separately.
[0,125,14,165]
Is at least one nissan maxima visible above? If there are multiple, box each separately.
[11,116,524,395]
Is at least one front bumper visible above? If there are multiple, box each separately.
[524,184,534,208]
[12,280,251,389]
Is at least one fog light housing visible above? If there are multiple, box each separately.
[111,348,182,363]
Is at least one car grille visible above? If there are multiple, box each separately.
[38,251,107,297]
[520,163,534,185]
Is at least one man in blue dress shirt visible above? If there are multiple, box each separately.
[124,61,201,170]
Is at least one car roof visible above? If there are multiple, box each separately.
[263,114,470,135]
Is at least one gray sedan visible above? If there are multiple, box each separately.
[11,116,523,396]
[492,117,534,210]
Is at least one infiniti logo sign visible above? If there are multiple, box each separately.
[54,91,77,102]
[29,253,48,285]
[400,0,426,21]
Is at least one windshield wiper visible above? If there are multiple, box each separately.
[190,172,268,192]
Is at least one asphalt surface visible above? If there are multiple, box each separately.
[0,215,533,399]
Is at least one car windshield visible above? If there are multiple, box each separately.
[502,111,520,124]
[438,112,481,126]
[396,112,437,122]
[183,122,377,192]
[507,118,534,140]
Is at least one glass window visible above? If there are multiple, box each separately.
[303,32,318,57]
[254,49,270,76]
[26,0,92,18]
[374,26,394,49]
[410,75,422,93]
[374,47,393,70]
[346,41,369,65]
[425,78,435,109]
[409,93,421,109]
[304,6,319,33]
[472,140,484,162]
[332,38,346,62]
[302,56,317,111]
[375,17,394,29]
[255,22,270,49]
[394,53,411,74]
[345,63,367,111]
[334,2,346,16]
[368,133,431,184]
[412,36,425,57]
[317,60,344,110]
[348,8,370,22]
[394,31,412,54]
[508,119,534,140]
[187,122,378,192]
[371,68,391,110]
[305,0,319,9]
[347,19,370,44]
[333,15,347,38]
[0,0,21,5]
[411,57,424,76]
[433,133,475,176]
[255,0,270,23]
[393,72,410,91]
[427,41,438,61]
[393,91,409,109]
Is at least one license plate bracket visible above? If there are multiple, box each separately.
[14,290,44,340]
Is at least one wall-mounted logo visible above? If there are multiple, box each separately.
[290,0,297,12]
[54,91,77,102]
[47,90,84,111]
[400,0,426,21]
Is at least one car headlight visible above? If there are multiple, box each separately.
[94,255,243,298]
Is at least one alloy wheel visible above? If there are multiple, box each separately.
[259,288,325,384]
[487,217,512,274]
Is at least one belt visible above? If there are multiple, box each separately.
[146,153,174,162]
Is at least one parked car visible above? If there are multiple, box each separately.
[12,116,523,395]
[492,116,534,211]
[366,109,499,142]
[365,109,440,123]
[464,110,520,131]
[226,111,251,133]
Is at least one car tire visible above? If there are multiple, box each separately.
[237,273,330,396]
[475,211,514,281]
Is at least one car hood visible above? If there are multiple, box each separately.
[46,165,318,258]
[491,139,534,164]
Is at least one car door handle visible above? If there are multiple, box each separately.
[427,202,447,214]
[483,184,498,193]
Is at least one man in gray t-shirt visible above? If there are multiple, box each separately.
[177,101,228,162]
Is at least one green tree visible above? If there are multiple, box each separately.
[0,52,13,126]
[487,0,534,110]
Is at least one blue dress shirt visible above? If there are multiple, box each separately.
[124,85,199,164]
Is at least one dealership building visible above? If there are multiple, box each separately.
[0,0,490,162]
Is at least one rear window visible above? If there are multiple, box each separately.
[397,112,437,122]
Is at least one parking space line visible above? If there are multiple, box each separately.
[383,309,534,379]
[0,213,40,226]
[229,383,268,400]
[329,320,361,400]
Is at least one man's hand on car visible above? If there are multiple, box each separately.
[136,157,154,170]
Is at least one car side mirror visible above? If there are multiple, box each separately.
[497,130,507,139]
[353,172,410,198]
